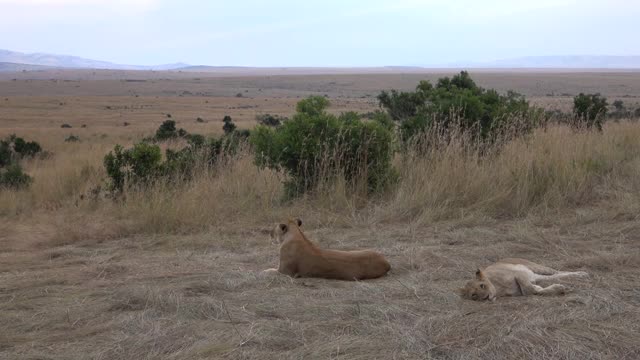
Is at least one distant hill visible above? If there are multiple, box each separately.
[0,49,188,70]
[0,62,55,72]
[472,56,640,69]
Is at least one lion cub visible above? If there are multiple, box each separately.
[263,218,391,280]
[459,258,588,301]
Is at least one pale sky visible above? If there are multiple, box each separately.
[0,0,638,66]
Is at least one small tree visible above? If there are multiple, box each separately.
[573,93,608,131]
[256,113,284,127]
[252,97,395,197]
[295,96,330,117]
[378,71,540,145]
[0,164,31,189]
[613,100,625,112]
[154,120,187,141]
[222,115,236,135]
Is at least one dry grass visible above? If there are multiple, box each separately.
[2,72,640,359]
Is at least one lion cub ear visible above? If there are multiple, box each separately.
[296,218,302,227]
[475,269,487,280]
[455,287,466,297]
[279,223,288,232]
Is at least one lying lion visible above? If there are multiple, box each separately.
[458,258,588,301]
[263,218,391,280]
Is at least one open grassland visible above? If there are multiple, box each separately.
[1,70,640,359]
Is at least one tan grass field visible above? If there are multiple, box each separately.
[1,70,640,359]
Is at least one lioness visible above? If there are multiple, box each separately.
[263,218,391,280]
[459,258,588,301]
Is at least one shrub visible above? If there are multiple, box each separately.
[104,143,163,192]
[222,115,236,135]
[236,93,243,98]
[104,132,247,193]
[296,96,330,117]
[154,120,187,141]
[196,117,205,123]
[252,97,394,197]
[378,71,541,144]
[635,108,640,119]
[256,113,285,127]
[65,135,81,142]
[573,93,608,130]
[0,139,12,167]
[12,136,42,157]
[613,100,625,112]
[61,124,72,128]
[0,164,32,189]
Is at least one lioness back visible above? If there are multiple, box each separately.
[267,218,391,280]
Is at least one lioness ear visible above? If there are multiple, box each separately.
[296,218,302,227]
[475,269,486,280]
[279,224,288,232]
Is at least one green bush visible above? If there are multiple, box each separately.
[0,139,11,167]
[10,135,42,158]
[0,135,42,189]
[256,113,285,127]
[378,71,541,144]
[65,135,81,142]
[0,164,32,189]
[222,115,236,135]
[104,142,163,192]
[104,131,247,193]
[154,120,187,141]
[613,100,625,112]
[296,96,330,117]
[252,97,394,197]
[573,93,608,131]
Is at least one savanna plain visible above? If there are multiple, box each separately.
[1,69,640,359]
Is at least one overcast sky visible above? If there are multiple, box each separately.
[0,0,638,66]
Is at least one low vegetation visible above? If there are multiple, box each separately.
[2,72,640,359]
[0,134,43,189]
[251,96,395,197]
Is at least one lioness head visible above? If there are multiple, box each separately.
[459,269,497,301]
[269,218,302,244]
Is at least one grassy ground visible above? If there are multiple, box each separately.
[1,71,640,359]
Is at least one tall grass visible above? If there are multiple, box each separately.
[2,121,640,238]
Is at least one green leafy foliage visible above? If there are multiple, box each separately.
[377,71,541,144]
[154,120,188,141]
[256,113,286,127]
[222,115,236,135]
[251,97,394,197]
[295,96,330,117]
[104,125,248,193]
[0,135,42,189]
[0,164,32,189]
[573,93,608,131]
[613,100,625,112]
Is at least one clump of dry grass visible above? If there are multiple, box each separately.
[380,121,640,224]
[2,121,640,239]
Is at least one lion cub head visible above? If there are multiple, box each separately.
[459,269,497,301]
[269,218,302,244]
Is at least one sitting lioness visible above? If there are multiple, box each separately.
[263,218,391,280]
[459,258,588,301]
